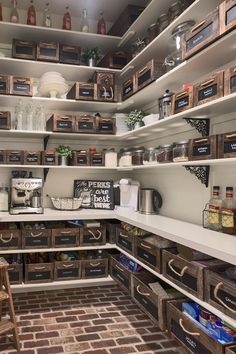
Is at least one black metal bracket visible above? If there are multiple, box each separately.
[183,118,210,137]
[44,135,50,150]
[184,165,210,188]
[43,168,49,182]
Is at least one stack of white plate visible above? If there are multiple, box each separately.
[38,72,68,98]
[114,113,129,134]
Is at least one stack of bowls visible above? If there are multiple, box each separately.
[38,72,68,98]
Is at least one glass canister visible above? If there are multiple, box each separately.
[119,149,132,167]
[105,148,117,168]
[157,144,173,163]
[147,23,159,43]
[143,147,157,165]
[173,141,189,162]
[168,1,182,23]
[157,13,169,33]
[132,149,144,165]
[158,89,174,119]
[171,21,195,52]
[0,186,9,211]
[131,37,147,57]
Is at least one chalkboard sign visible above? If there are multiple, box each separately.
[224,140,236,154]
[226,4,236,25]
[138,70,151,88]
[175,96,189,110]
[198,84,217,101]
[79,88,94,97]
[74,180,114,210]
[57,120,72,129]
[193,144,210,156]
[186,22,213,51]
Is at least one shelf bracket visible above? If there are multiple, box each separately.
[183,118,210,137]
[43,168,49,182]
[44,135,50,150]
[184,165,210,188]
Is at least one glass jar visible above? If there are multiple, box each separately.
[105,148,117,168]
[158,89,174,119]
[171,21,195,52]
[173,141,189,162]
[0,186,9,211]
[131,37,147,57]
[119,150,132,167]
[132,149,144,165]
[157,144,173,163]
[157,13,169,33]
[143,147,157,165]
[147,23,159,43]
[163,50,182,72]
[168,1,182,23]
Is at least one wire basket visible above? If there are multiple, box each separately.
[47,195,83,211]
[202,204,236,235]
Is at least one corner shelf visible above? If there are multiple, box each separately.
[0,244,115,254]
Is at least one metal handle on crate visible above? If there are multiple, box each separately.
[41,42,55,46]
[191,20,206,33]
[179,319,200,336]
[62,263,74,268]
[30,232,43,238]
[115,264,124,272]
[140,242,152,250]
[0,233,13,243]
[136,285,150,296]
[10,151,20,154]
[89,262,101,267]
[200,79,215,87]
[88,229,102,240]
[214,282,236,313]
[168,259,188,277]
[34,266,46,270]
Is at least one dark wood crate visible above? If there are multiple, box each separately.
[59,44,81,65]
[218,130,236,158]
[98,51,132,69]
[22,229,52,249]
[93,71,115,87]
[36,41,59,62]
[54,260,81,281]
[12,39,36,60]
[219,0,236,35]
[80,225,106,246]
[52,228,80,248]
[171,87,194,115]
[167,300,234,354]
[96,84,117,102]
[204,265,236,320]
[0,75,10,95]
[41,150,58,165]
[110,254,132,293]
[0,150,6,164]
[226,346,236,354]
[182,8,220,60]
[46,114,75,133]
[122,75,137,101]
[136,59,165,92]
[116,227,135,255]
[95,117,116,134]
[70,151,89,166]
[8,264,23,284]
[224,65,236,96]
[75,115,96,134]
[193,71,224,106]
[67,82,97,101]
[9,76,33,96]
[90,152,104,166]
[23,151,41,165]
[0,230,21,249]
[25,262,54,283]
[0,111,11,130]
[176,244,212,262]
[104,221,121,244]
[6,150,23,164]
[188,135,218,161]
[82,258,108,279]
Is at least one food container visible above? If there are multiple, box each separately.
[173,141,189,162]
[131,37,147,57]
[6,150,23,164]
[105,148,117,168]
[163,50,182,72]
[136,59,165,91]
[46,114,75,133]
[219,0,236,35]
[75,115,95,134]
[36,41,59,62]
[119,150,132,167]
[41,150,58,165]
[96,117,116,134]
[157,13,169,33]
[67,82,97,101]
[110,254,139,293]
[188,135,218,161]
[122,75,137,101]
[0,75,10,95]
[0,230,21,249]
[70,150,88,166]
[224,64,236,96]
[172,86,194,114]
[25,262,54,283]
[90,152,104,166]
[52,228,80,247]
[98,51,132,69]
[116,227,135,255]
[49,196,82,211]
[23,151,41,165]
[9,76,33,96]
[22,226,51,249]
[82,258,108,279]
[132,149,144,165]
[194,71,224,106]
[12,39,36,60]
[143,147,157,165]
[0,111,11,130]
[59,44,81,65]
[156,144,173,163]
[159,89,174,119]
[80,226,106,246]
[104,221,121,244]
[54,260,81,281]
[218,130,236,158]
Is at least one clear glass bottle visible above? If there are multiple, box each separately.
[143,147,157,165]
[173,141,189,162]
[25,103,34,131]
[63,6,71,30]
[221,187,236,235]
[81,8,89,32]
[97,11,106,35]
[15,99,24,130]
[43,2,52,28]
[27,0,36,26]
[0,186,9,212]
[10,0,19,23]
[208,186,222,231]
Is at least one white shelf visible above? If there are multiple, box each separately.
[0,244,115,254]
[0,164,118,171]
[11,276,114,293]
[116,246,236,328]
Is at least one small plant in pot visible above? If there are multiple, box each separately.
[56,145,72,166]
[125,109,145,130]
[82,47,101,67]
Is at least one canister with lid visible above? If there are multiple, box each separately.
[132,149,144,165]
[143,147,157,165]
[119,149,132,167]
[157,144,173,163]
[105,148,117,168]
[157,13,169,33]
[173,141,189,162]
[168,1,182,22]
[158,89,174,119]
[147,23,159,43]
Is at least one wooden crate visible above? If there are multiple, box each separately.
[36,41,59,62]
[224,65,236,96]
[9,76,33,96]
[122,75,137,101]
[98,51,132,69]
[93,71,115,87]
[218,130,236,158]
[22,228,52,249]
[82,258,108,279]
[219,0,236,35]
[95,117,116,134]
[41,150,58,165]
[52,228,80,248]
[108,5,145,36]
[136,59,165,92]
[90,152,104,166]
[167,300,234,354]
[96,84,117,102]
[188,135,218,161]
[226,346,236,354]
[193,71,224,106]
[182,8,220,60]
[116,227,135,255]
[110,254,133,293]
[12,39,36,60]
[204,265,236,320]
[104,221,121,244]
[54,260,81,281]
[6,150,23,164]
[67,82,97,101]
[0,75,10,94]
[59,44,81,65]
[74,115,96,134]
[70,151,89,166]
[0,150,6,164]
[25,262,54,283]
[0,230,21,249]
[23,151,41,165]
[0,111,11,130]
[171,87,194,115]
[8,264,23,284]
[80,225,106,246]
[46,114,75,133]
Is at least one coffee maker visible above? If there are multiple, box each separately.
[10,171,43,214]
[114,178,140,212]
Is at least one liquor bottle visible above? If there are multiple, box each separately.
[221,187,236,234]
[97,11,106,35]
[10,0,19,23]
[81,8,89,32]
[0,3,3,21]
[27,0,36,26]
[208,186,222,231]
[62,6,71,30]
[43,2,52,28]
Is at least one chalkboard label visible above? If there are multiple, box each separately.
[112,267,129,289]
[83,233,102,244]
[28,270,50,281]
[98,123,113,131]
[74,180,114,210]
[138,70,151,87]
[40,47,57,57]
[123,82,133,97]
[62,51,78,61]
[85,266,105,277]
[9,154,21,162]
[166,263,197,291]
[224,140,236,154]
[0,82,6,91]
[198,84,217,101]
[210,285,236,311]
[230,76,236,92]
[137,247,156,266]
[193,144,210,156]
[134,286,158,319]
[118,236,132,252]
[79,88,93,97]
[16,46,33,56]
[57,120,72,129]
[13,83,30,92]
[187,22,213,51]
[78,122,93,130]
[113,56,128,66]
[0,117,7,127]
[26,236,48,247]
[77,156,87,165]
[26,155,38,163]
[91,156,103,165]
[226,4,236,25]
[175,96,189,110]
[55,235,76,245]
[45,155,55,163]
[57,268,79,278]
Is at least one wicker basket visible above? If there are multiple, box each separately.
[48,195,83,211]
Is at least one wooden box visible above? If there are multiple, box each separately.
[122,75,137,101]
[194,71,224,106]
[96,116,116,134]
[54,260,81,281]
[23,151,41,165]
[226,346,236,354]
[0,75,10,95]
[82,258,108,279]
[36,41,59,62]
[6,150,23,164]
[219,0,236,35]
[96,84,117,102]
[136,59,165,92]
[90,152,104,166]
[25,262,54,283]
[67,82,97,101]
[204,265,236,320]
[75,115,96,134]
[9,76,33,96]
[108,5,145,37]
[110,254,133,293]
[224,65,236,95]
[93,71,115,87]
[218,130,236,158]
[167,300,234,354]
[177,244,212,262]
[182,8,220,60]
[8,264,23,284]
[104,221,121,244]
[70,150,88,166]
[0,150,6,164]
[98,51,132,69]
[116,227,135,255]
[22,228,52,249]
[188,135,218,161]
[12,39,36,60]
[0,230,21,249]
[46,114,75,133]
[41,150,58,165]
[0,111,11,130]
[171,87,194,115]
[52,228,80,248]
[59,44,81,65]
[80,225,106,247]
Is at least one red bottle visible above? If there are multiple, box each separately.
[27,0,36,25]
[63,6,71,30]
[0,3,3,21]
[97,11,106,35]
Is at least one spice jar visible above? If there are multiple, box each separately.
[157,144,173,163]
[168,1,182,23]
[147,23,159,43]
[119,149,132,167]
[105,148,117,168]
[143,147,157,165]
[157,13,169,33]
[173,141,189,162]
[132,149,144,165]
[158,89,174,119]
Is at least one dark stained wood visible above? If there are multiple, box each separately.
[193,71,224,106]
[219,0,236,35]
[36,41,59,62]
[171,87,194,115]
[46,114,75,133]
[188,135,218,161]
[12,39,36,60]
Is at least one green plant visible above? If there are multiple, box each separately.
[125,109,145,128]
[83,47,101,61]
[56,145,72,158]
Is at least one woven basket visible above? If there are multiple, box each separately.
[48,196,82,211]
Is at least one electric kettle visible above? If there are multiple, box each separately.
[139,188,162,215]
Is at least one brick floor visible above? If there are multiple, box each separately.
[0,285,188,353]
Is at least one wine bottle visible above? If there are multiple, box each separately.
[43,2,52,27]
[27,0,36,26]
[81,8,89,32]
[0,3,3,21]
[97,11,106,35]
[62,5,71,30]
[10,0,19,23]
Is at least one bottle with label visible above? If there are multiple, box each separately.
[221,187,236,235]
[43,2,52,28]
[81,8,89,32]
[97,11,106,35]
[62,6,71,30]
[10,0,19,23]
[27,0,36,26]
[208,186,222,231]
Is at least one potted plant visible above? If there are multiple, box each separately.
[82,47,101,67]
[125,109,145,130]
[56,145,72,166]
